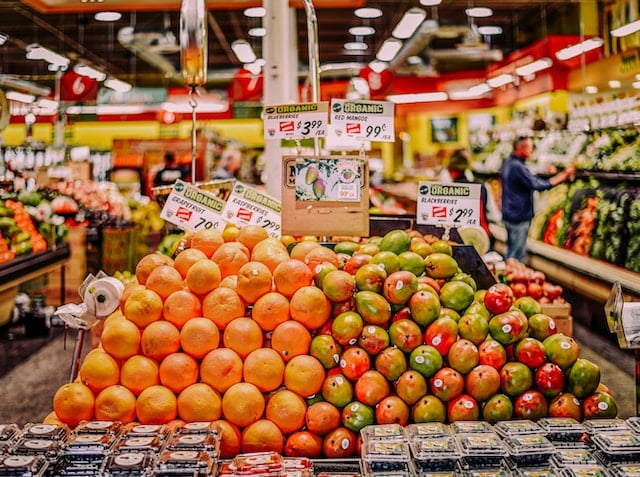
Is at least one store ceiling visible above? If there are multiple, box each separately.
[2,0,582,95]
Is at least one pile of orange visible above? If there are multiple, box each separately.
[48,226,346,458]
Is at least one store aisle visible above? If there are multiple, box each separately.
[0,320,636,426]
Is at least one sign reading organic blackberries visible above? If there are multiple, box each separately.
[416,181,481,227]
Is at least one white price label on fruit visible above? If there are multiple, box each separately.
[263,102,328,139]
[330,99,395,142]
[222,182,282,237]
[416,181,482,227]
[160,179,227,232]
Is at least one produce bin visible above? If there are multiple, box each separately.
[100,225,139,275]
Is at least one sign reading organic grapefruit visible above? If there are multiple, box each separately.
[160,179,227,232]
[222,182,282,237]
[416,181,481,227]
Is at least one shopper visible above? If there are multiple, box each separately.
[153,152,188,187]
[499,136,576,262]
[446,148,500,249]
[214,145,242,180]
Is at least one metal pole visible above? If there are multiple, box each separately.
[302,0,321,156]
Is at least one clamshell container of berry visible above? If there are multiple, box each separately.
[163,433,220,457]
[609,462,640,477]
[591,431,640,462]
[559,464,610,477]
[20,422,69,442]
[74,420,122,435]
[360,459,413,477]
[0,454,49,477]
[61,433,117,460]
[362,441,411,472]
[11,437,60,463]
[551,447,599,468]
[450,422,494,435]
[410,436,461,472]
[233,451,284,476]
[406,423,452,440]
[509,468,556,477]
[0,424,20,443]
[494,420,544,438]
[625,417,640,435]
[113,434,165,454]
[361,424,407,444]
[455,433,506,468]
[101,451,156,476]
[501,434,556,466]
[175,421,221,436]
[155,450,216,476]
[536,417,585,442]
[582,418,629,435]
[455,465,508,476]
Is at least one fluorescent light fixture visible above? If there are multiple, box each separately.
[6,91,35,103]
[344,41,368,51]
[104,77,132,93]
[0,33,7,45]
[25,43,70,69]
[162,101,228,113]
[245,59,265,75]
[449,83,491,99]
[407,55,423,65]
[37,98,58,110]
[392,8,427,40]
[633,81,640,89]
[420,0,442,5]
[387,92,448,103]
[585,85,598,94]
[555,37,603,60]
[349,26,375,36]
[515,57,552,76]
[74,63,106,81]
[232,40,256,64]
[94,11,122,22]
[248,27,266,37]
[376,38,403,62]
[611,20,640,37]
[609,80,622,88]
[487,73,514,88]
[465,7,493,18]
[243,7,265,18]
[355,8,382,19]
[477,26,502,35]
[369,60,388,73]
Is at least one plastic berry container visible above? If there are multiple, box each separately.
[509,468,556,477]
[409,435,461,472]
[101,451,156,476]
[74,420,122,435]
[0,455,49,477]
[120,423,170,437]
[405,423,452,440]
[233,451,284,476]
[61,432,117,461]
[360,459,413,477]
[591,431,640,463]
[455,432,506,468]
[559,464,610,477]
[360,424,407,444]
[175,421,221,436]
[536,417,586,442]
[362,440,411,472]
[582,418,629,435]
[155,450,216,476]
[163,433,220,457]
[19,422,69,442]
[450,421,494,435]
[113,434,165,454]
[501,434,556,466]
[609,463,640,477]
[11,437,60,463]
[0,425,20,443]
[551,447,599,468]
[493,419,544,438]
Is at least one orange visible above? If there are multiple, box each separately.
[251,238,290,272]
[79,349,120,393]
[303,246,339,272]
[219,275,238,290]
[211,242,250,277]
[305,401,341,435]
[200,348,243,393]
[236,224,270,251]
[265,389,307,434]
[123,288,164,328]
[119,282,145,313]
[145,265,185,300]
[241,419,284,454]
[202,287,245,329]
[173,247,208,277]
[42,411,65,426]
[185,258,221,295]
[94,384,137,423]
[177,383,222,422]
[135,385,178,424]
[273,259,314,298]
[223,317,263,359]
[190,229,225,257]
[243,347,285,392]
[251,292,290,331]
[135,253,174,285]
[221,382,265,428]
[270,320,312,362]
[180,317,220,359]
[141,320,181,361]
[159,352,199,393]
[289,285,332,330]
[162,289,202,329]
[212,420,242,458]
[52,382,95,427]
[289,241,321,261]
[284,431,323,457]
[100,317,141,360]
[236,261,273,304]
[120,355,160,395]
[283,355,326,398]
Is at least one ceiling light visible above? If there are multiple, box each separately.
[104,77,132,93]
[555,37,603,60]
[231,40,256,64]
[448,83,491,99]
[392,8,427,40]
[515,57,552,76]
[74,63,106,81]
[585,85,598,94]
[407,56,423,65]
[376,38,403,62]
[245,59,265,75]
[94,11,122,22]
[387,92,448,103]
[248,27,266,37]
[609,80,622,88]
[420,0,443,5]
[0,33,7,45]
[477,26,502,35]
[487,73,514,88]
[344,42,368,51]
[369,60,388,73]
[6,91,35,103]
[611,20,640,37]
[349,26,375,36]
[25,43,69,69]
[243,7,265,18]
[465,7,493,18]
[37,98,58,110]
[355,8,383,19]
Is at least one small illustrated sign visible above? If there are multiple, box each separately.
[292,157,362,202]
[222,182,282,237]
[416,181,482,227]
[330,98,394,142]
[160,179,227,232]
[262,102,328,139]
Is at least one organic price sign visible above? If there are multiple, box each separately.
[262,102,328,140]
[416,181,482,227]
[330,99,394,142]
[160,179,227,232]
[222,182,282,237]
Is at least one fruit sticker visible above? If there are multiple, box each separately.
[293,157,362,202]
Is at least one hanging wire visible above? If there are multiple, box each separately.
[189,85,199,184]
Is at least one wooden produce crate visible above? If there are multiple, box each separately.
[541,303,573,337]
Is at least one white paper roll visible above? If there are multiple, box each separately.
[83,276,125,319]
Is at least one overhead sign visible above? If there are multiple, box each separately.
[262,102,328,140]
[330,98,395,142]
[222,182,282,237]
[416,181,482,227]
[160,179,227,232]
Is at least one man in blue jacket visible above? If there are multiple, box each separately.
[499,136,575,262]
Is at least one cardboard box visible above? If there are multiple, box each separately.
[541,303,573,337]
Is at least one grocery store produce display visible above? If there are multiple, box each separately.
[45,226,616,459]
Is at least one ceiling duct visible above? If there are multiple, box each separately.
[0,75,51,97]
[117,26,180,80]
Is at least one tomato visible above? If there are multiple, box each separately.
[526,282,544,300]
[483,283,514,314]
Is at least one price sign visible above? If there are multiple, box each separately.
[222,182,282,237]
[263,102,328,140]
[160,179,227,232]
[416,181,482,227]
[330,99,395,142]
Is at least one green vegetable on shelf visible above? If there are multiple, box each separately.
[12,241,32,256]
